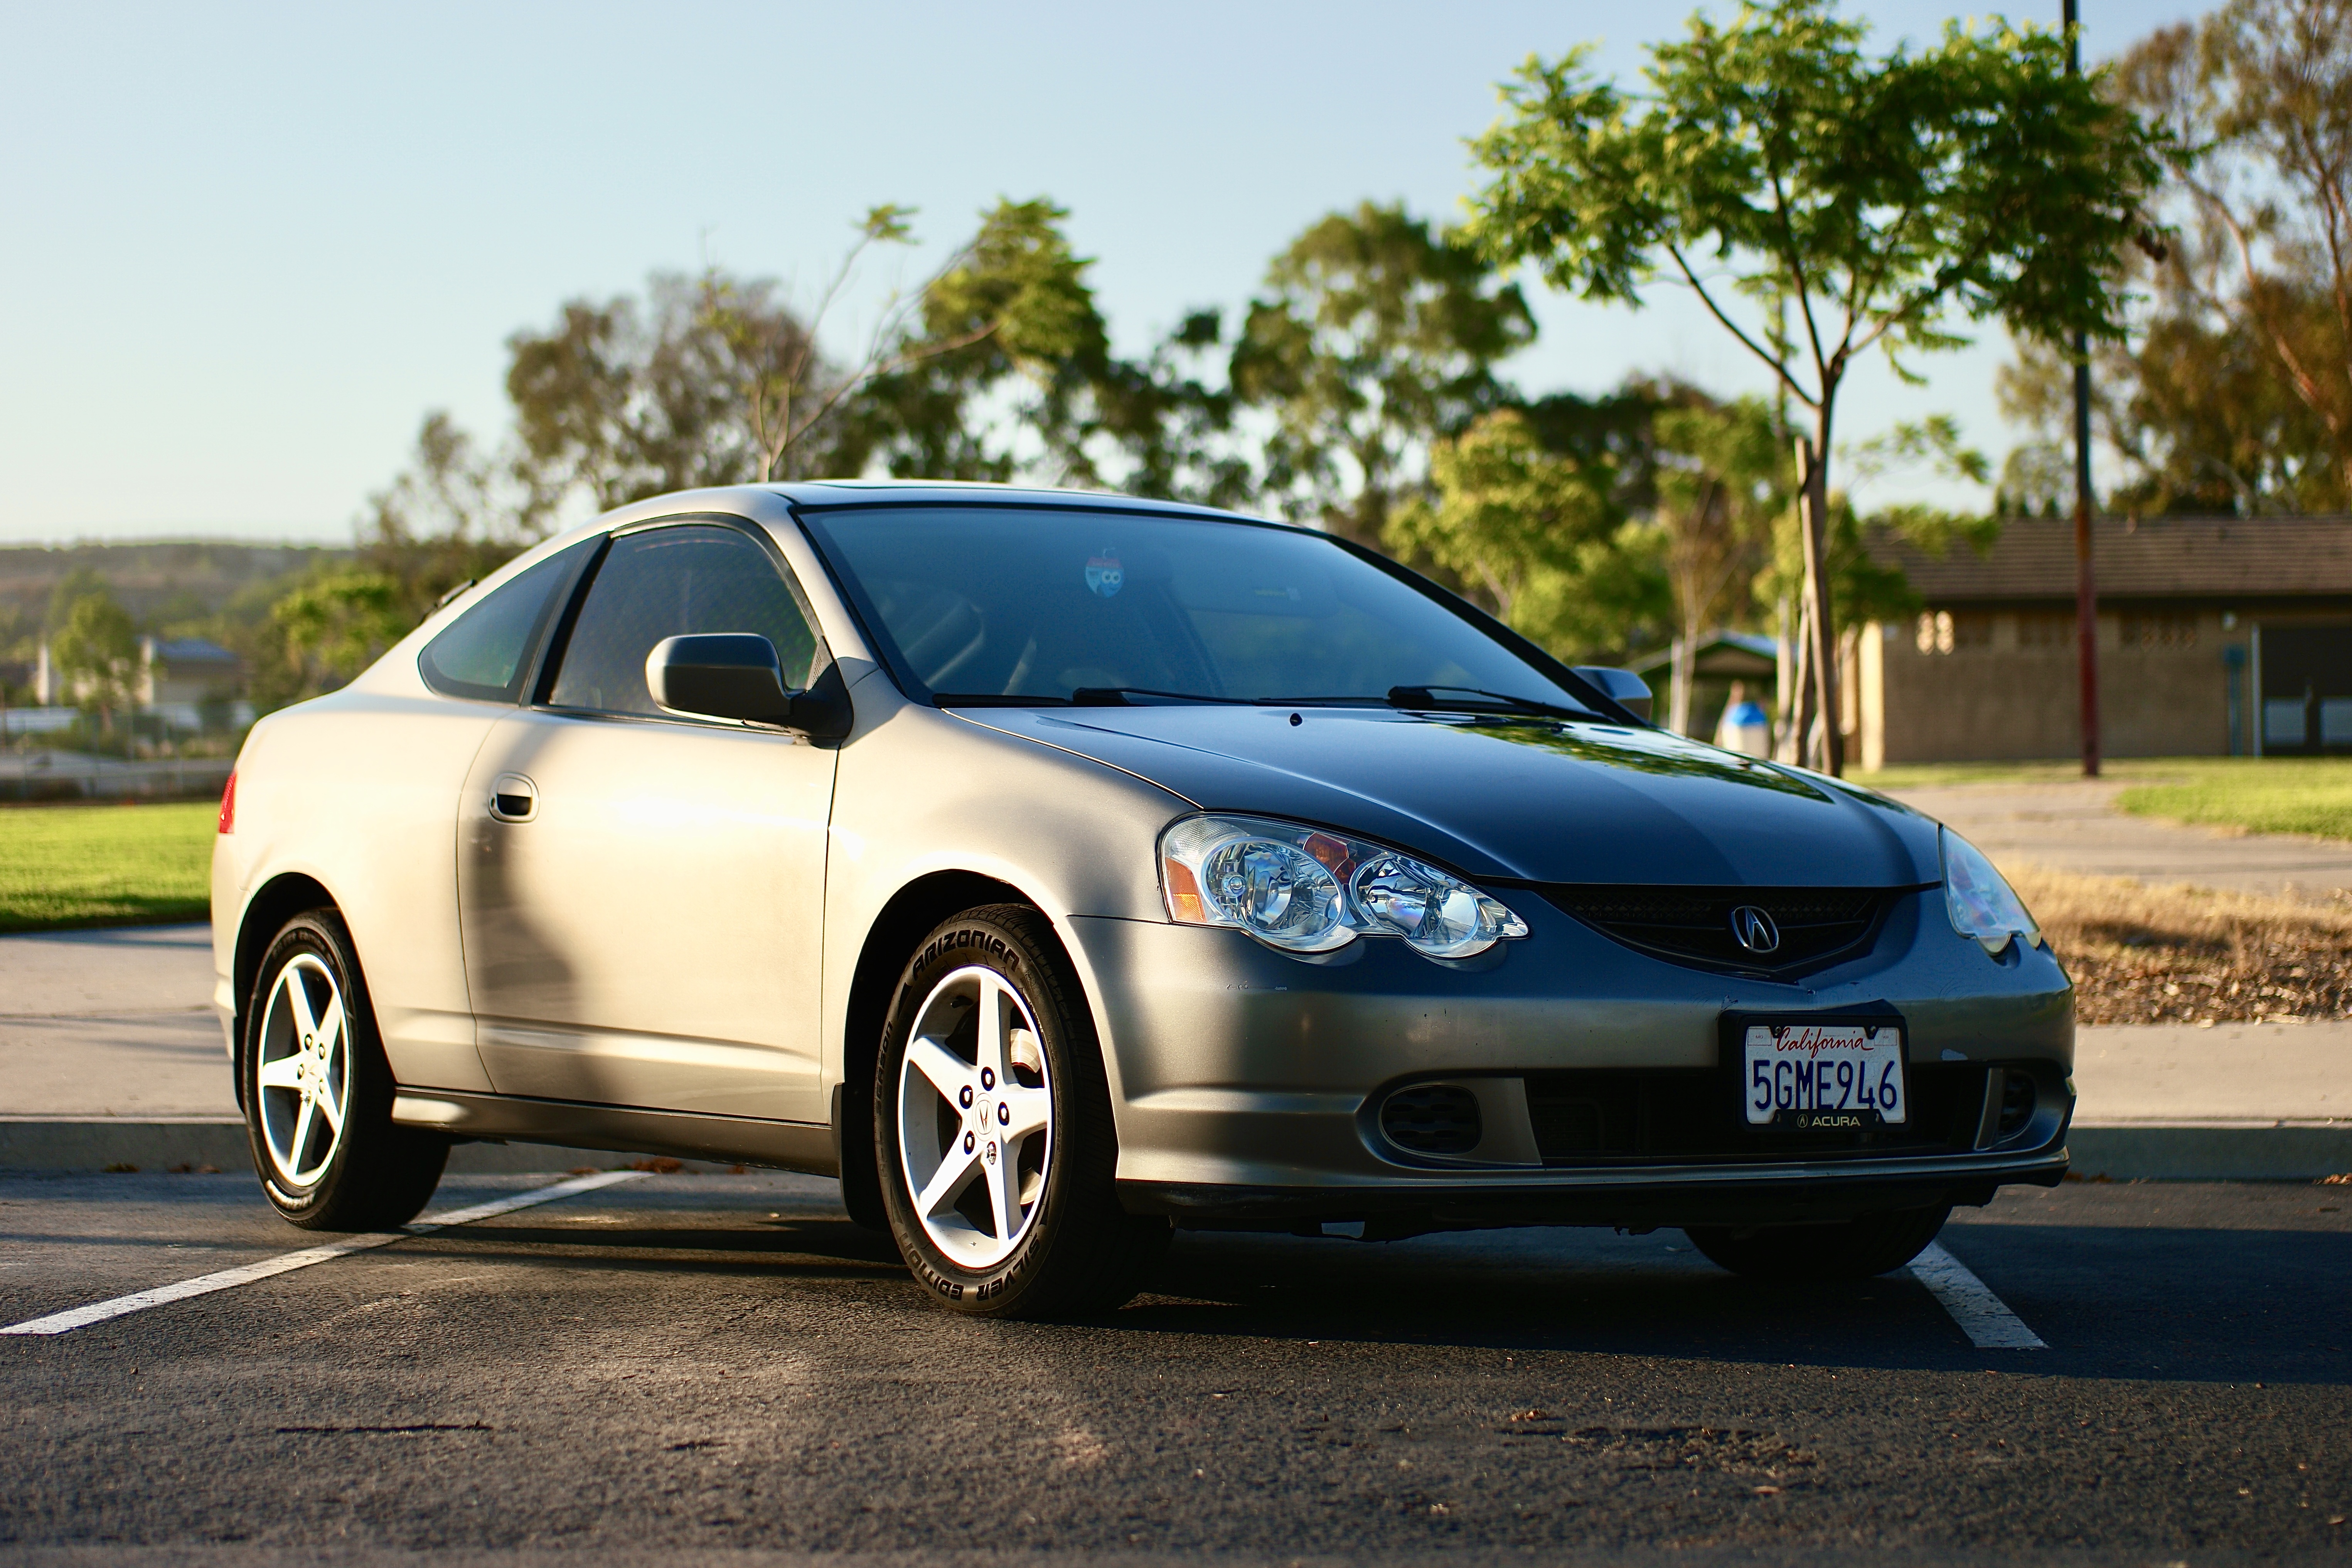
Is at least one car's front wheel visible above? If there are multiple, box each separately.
[242,909,447,1231]
[875,905,1167,1317]
[1683,1205,1951,1280]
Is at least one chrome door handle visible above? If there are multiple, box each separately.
[488,772,537,823]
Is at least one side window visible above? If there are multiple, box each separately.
[547,524,822,717]
[418,542,590,703]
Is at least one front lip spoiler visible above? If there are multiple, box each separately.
[1119,1146,2069,1228]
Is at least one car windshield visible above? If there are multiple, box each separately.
[799,504,1596,711]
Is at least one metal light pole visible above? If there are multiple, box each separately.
[2067,0,2101,778]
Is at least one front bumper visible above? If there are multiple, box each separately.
[1120,1150,2068,1233]
[1070,891,2074,1227]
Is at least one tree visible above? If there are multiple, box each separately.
[505,273,786,509]
[46,567,109,637]
[50,590,138,737]
[1466,0,2165,772]
[1231,203,1535,545]
[2004,2,2352,515]
[357,412,540,620]
[252,573,410,711]
[2141,0,2352,498]
[1647,398,1786,734]
[854,198,1110,483]
[1061,309,1256,509]
[1385,409,1664,660]
[692,207,910,485]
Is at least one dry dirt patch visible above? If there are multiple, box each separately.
[2008,866,2352,1026]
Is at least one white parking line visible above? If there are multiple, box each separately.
[1910,1240,2047,1349]
[1,1169,646,1339]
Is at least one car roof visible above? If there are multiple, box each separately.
[767,478,1279,526]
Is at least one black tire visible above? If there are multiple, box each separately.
[1684,1205,1951,1281]
[874,904,1168,1317]
[836,1094,890,1233]
[241,909,447,1231]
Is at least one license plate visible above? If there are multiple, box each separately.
[1742,1022,1906,1127]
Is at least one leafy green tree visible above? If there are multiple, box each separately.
[50,591,139,736]
[693,206,911,485]
[855,198,1110,483]
[357,412,538,620]
[1386,409,1663,659]
[2135,0,2352,503]
[1063,309,1256,509]
[1232,203,1535,545]
[1466,0,2164,771]
[1992,436,2074,517]
[45,567,109,642]
[505,273,777,509]
[252,572,410,711]
[2002,2,2352,514]
[697,202,1111,485]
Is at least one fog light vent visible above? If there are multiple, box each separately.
[1997,1071,2037,1138]
[1382,1083,1482,1156]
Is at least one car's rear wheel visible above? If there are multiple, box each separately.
[1683,1205,1951,1280]
[875,904,1167,1317]
[242,910,447,1231]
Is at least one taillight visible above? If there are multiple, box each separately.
[217,771,237,835]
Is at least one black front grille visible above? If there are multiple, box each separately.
[1381,1083,1483,1155]
[1544,885,1895,976]
[1525,1064,1991,1166]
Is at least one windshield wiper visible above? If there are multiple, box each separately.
[932,688,1243,708]
[932,692,1072,707]
[1070,687,1247,706]
[1386,685,1594,721]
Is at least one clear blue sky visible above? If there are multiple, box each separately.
[0,0,2204,544]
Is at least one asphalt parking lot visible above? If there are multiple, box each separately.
[3,1169,2347,1562]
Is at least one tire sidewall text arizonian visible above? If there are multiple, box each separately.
[873,905,1166,1318]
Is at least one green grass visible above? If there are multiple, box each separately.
[1847,760,2094,791]
[0,802,215,933]
[2110,758,2352,844]
[1853,756,2352,844]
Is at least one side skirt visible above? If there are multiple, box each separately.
[391,1088,837,1177]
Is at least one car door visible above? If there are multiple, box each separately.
[457,519,839,1124]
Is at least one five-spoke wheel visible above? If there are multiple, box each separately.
[876,906,1169,1317]
[254,952,352,1187]
[241,909,447,1231]
[896,965,1055,1267]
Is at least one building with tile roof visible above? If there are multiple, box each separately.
[1854,516,2352,764]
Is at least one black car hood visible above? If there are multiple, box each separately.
[960,705,1939,888]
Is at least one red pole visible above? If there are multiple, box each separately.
[2067,0,2101,778]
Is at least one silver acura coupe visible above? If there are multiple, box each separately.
[212,481,2072,1317]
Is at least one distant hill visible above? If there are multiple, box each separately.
[0,539,353,638]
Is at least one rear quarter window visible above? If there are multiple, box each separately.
[418,542,592,702]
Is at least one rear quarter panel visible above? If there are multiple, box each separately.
[217,675,505,1093]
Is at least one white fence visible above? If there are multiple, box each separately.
[1,707,79,738]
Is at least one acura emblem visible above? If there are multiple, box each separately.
[1729,904,1781,954]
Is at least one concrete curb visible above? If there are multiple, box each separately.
[2067,1121,2352,1181]
[5,1116,2347,1182]
[0,1118,743,1176]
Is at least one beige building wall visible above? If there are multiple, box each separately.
[1859,608,2241,765]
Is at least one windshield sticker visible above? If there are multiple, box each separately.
[1084,550,1124,598]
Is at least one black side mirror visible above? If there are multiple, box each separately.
[645,634,851,739]
[1570,665,1654,723]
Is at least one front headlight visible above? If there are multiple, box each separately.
[1159,814,1530,959]
[1941,827,2040,955]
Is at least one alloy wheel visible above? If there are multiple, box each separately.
[895,964,1055,1268]
[254,953,351,1187]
